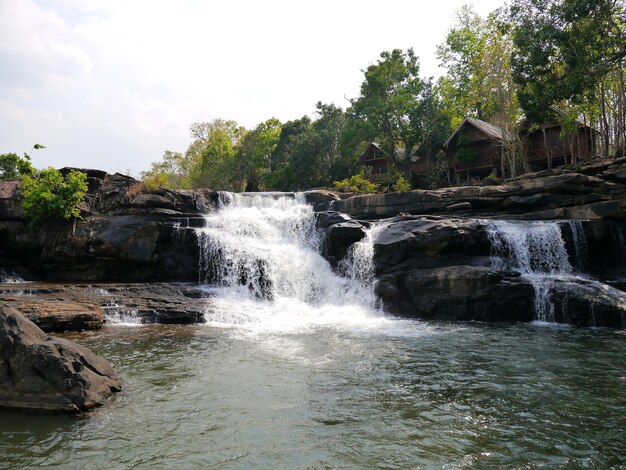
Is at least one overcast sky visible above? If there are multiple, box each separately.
[0,0,505,175]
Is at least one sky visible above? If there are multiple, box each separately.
[0,0,505,176]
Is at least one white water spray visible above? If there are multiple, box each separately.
[486,220,573,321]
[195,193,384,332]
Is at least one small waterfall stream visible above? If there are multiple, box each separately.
[486,220,574,322]
[195,193,382,331]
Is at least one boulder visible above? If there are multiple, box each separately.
[0,304,121,412]
[373,216,491,273]
[315,211,367,264]
[548,278,626,328]
[304,190,342,211]
[377,265,535,322]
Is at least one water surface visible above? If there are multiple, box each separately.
[1,321,624,469]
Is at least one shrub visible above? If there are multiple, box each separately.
[392,176,412,193]
[0,153,34,179]
[20,168,88,225]
[333,175,379,194]
[142,174,167,193]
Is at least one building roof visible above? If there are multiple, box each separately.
[359,142,418,164]
[444,117,514,148]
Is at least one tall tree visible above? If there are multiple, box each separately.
[186,119,246,190]
[507,0,626,147]
[438,7,523,175]
[234,118,282,191]
[348,48,444,172]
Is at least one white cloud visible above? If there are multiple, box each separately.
[0,0,505,175]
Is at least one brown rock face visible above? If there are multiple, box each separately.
[0,304,121,412]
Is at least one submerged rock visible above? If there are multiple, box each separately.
[0,304,121,413]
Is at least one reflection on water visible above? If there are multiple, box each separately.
[1,322,624,469]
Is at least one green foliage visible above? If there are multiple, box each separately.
[20,168,88,225]
[347,49,449,170]
[142,173,167,192]
[507,0,625,122]
[0,153,34,179]
[455,131,478,162]
[141,150,191,190]
[437,7,520,133]
[392,176,411,193]
[333,175,378,194]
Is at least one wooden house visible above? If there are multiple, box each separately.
[358,143,391,182]
[444,117,513,184]
[519,109,596,170]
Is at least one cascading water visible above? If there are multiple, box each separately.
[486,220,574,322]
[195,193,383,331]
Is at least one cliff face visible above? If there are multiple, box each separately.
[0,172,217,282]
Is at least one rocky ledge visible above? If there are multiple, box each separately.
[0,283,211,332]
[330,157,626,221]
[371,215,626,328]
[0,304,121,413]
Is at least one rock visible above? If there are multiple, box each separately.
[315,211,367,264]
[0,180,25,221]
[0,304,121,412]
[373,216,491,273]
[377,266,535,322]
[304,190,341,211]
[315,211,353,229]
[0,283,209,331]
[548,278,626,328]
[446,201,472,211]
[333,159,626,221]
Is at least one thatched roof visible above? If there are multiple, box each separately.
[444,117,514,148]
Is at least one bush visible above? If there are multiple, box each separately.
[0,153,34,179]
[333,175,379,194]
[20,168,88,225]
[392,176,412,193]
[142,174,167,193]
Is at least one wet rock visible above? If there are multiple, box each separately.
[0,304,121,413]
[304,190,341,211]
[549,278,626,328]
[0,283,209,331]
[315,211,366,264]
[373,216,491,273]
[377,266,534,322]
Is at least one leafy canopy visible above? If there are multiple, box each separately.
[0,153,34,179]
[20,168,88,225]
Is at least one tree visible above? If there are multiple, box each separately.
[348,49,448,176]
[507,0,626,155]
[234,118,282,191]
[0,144,44,179]
[141,150,193,189]
[21,168,87,225]
[0,153,26,179]
[186,119,246,190]
[437,8,522,175]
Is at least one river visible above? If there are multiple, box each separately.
[1,194,624,469]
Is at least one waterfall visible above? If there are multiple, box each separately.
[565,220,588,272]
[610,222,626,265]
[486,220,574,322]
[195,193,382,331]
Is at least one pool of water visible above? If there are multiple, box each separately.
[1,320,625,469]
